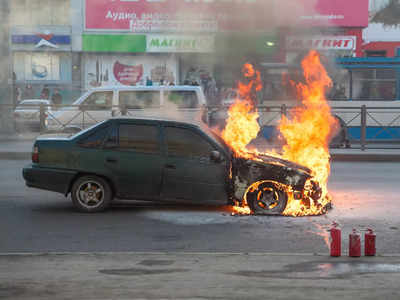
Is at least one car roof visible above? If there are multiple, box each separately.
[110,116,202,128]
[19,99,50,104]
[87,85,203,92]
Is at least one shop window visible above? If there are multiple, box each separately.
[11,0,70,26]
[13,52,72,82]
[119,91,161,109]
[352,68,397,100]
[118,124,160,154]
[365,50,387,57]
[164,91,199,108]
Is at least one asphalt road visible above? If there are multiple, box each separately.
[1,160,400,254]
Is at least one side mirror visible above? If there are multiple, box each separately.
[210,150,223,163]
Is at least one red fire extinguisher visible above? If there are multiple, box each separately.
[365,228,376,256]
[329,222,341,257]
[349,229,361,257]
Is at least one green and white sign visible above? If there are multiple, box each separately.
[147,35,214,53]
[83,34,146,53]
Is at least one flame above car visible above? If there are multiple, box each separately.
[219,50,337,216]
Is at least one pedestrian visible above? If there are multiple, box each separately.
[40,85,50,99]
[51,88,62,108]
[23,84,35,99]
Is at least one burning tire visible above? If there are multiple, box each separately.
[245,181,288,215]
[71,175,112,213]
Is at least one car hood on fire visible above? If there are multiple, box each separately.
[255,153,312,174]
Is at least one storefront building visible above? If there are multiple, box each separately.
[9,0,78,105]
[82,0,278,104]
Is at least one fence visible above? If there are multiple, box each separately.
[4,103,400,150]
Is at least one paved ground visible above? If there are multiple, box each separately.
[2,252,400,299]
[1,159,399,254]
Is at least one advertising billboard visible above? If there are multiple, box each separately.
[85,0,272,32]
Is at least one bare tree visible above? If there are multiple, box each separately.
[372,0,400,26]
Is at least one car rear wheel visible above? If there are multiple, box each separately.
[71,175,112,213]
[245,181,288,215]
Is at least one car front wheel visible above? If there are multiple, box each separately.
[245,181,288,215]
[71,175,112,213]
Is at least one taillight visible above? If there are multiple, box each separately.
[32,146,39,163]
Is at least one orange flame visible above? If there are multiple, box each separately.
[222,63,262,159]
[221,51,337,217]
[279,50,337,216]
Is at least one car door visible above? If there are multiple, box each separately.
[102,121,164,200]
[161,125,229,204]
[79,91,114,129]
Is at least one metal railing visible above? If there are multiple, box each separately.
[3,103,400,150]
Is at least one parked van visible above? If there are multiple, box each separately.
[46,85,207,133]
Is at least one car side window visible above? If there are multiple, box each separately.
[118,124,160,154]
[165,126,215,158]
[78,125,110,148]
[164,91,199,108]
[83,91,113,110]
[119,91,160,109]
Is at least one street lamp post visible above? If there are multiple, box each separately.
[0,0,14,134]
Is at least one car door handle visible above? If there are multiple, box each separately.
[106,157,118,163]
[165,164,176,169]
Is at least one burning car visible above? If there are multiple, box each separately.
[22,117,324,214]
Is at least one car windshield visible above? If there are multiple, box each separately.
[200,124,232,155]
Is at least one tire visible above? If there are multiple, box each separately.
[246,181,288,215]
[71,175,112,213]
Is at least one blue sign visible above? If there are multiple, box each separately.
[12,35,71,45]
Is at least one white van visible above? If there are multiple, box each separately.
[46,85,208,132]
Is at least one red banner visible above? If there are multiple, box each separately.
[85,0,271,32]
[275,0,368,27]
[85,0,368,32]
[113,61,143,86]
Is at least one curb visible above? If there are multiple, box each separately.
[331,153,400,162]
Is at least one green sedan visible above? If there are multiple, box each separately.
[23,118,322,214]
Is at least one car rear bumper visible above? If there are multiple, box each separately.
[23,164,78,195]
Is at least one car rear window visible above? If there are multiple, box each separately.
[119,124,160,154]
[78,125,110,148]
[165,126,215,158]
[164,91,199,108]
[119,91,161,109]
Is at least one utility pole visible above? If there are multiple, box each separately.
[0,0,13,133]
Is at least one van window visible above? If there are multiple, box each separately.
[164,91,199,108]
[119,91,161,109]
[82,92,113,110]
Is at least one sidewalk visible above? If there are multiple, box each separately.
[1,134,399,161]
[1,252,400,299]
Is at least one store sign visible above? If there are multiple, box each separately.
[275,0,368,27]
[147,35,214,53]
[12,33,71,48]
[85,0,270,32]
[82,34,146,53]
[286,36,356,51]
